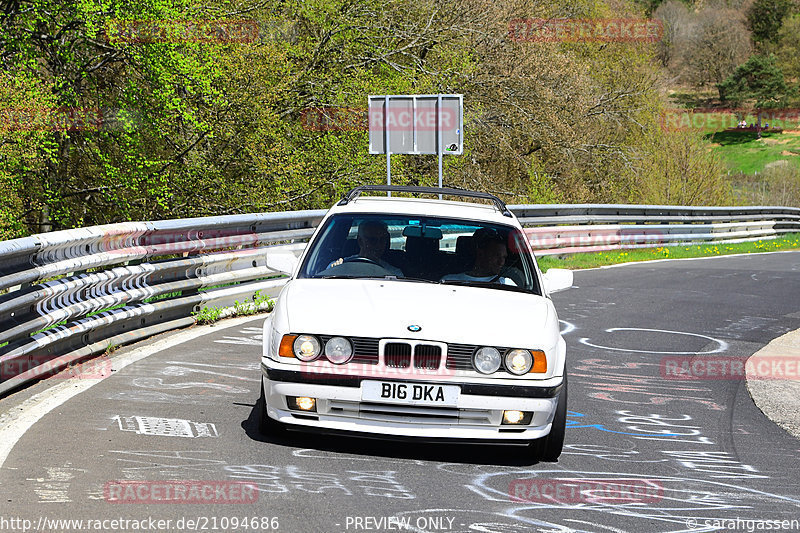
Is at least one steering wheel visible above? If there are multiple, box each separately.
[343,256,385,268]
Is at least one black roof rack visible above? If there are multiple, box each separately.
[338,185,512,217]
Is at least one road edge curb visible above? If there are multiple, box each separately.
[746,328,800,441]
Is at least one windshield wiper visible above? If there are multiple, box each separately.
[396,276,437,284]
[317,275,396,280]
[439,279,528,293]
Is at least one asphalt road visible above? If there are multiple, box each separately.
[2,251,800,533]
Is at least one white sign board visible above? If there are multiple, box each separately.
[369,95,463,155]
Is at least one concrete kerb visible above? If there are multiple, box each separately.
[0,312,269,469]
[746,328,800,440]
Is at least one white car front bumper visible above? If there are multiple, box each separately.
[261,363,563,442]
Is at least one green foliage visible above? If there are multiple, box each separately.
[629,128,730,205]
[774,14,800,83]
[718,54,794,110]
[104,343,120,355]
[537,233,800,271]
[0,0,743,238]
[746,0,796,44]
[193,289,274,324]
[233,290,275,316]
[193,305,223,325]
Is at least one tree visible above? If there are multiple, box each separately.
[655,0,752,87]
[775,14,800,82]
[0,0,228,232]
[630,129,729,206]
[718,54,794,136]
[0,0,736,237]
[653,0,690,69]
[746,0,796,44]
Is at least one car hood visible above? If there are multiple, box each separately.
[281,278,554,348]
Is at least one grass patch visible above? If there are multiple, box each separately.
[537,233,800,271]
[707,130,800,174]
[666,109,800,173]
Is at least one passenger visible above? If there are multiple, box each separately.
[441,228,516,286]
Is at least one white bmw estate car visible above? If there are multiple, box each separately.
[259,186,572,460]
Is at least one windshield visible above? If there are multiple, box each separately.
[298,213,542,294]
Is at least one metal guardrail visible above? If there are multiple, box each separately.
[513,204,800,255]
[0,211,325,394]
[1,203,798,394]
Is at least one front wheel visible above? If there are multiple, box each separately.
[530,373,567,462]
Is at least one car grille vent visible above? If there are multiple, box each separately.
[318,335,379,365]
[384,342,412,368]
[445,343,476,370]
[446,343,514,374]
[414,344,442,369]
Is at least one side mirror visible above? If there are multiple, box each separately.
[542,268,573,294]
[265,251,300,276]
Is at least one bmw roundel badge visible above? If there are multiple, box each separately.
[407,325,422,332]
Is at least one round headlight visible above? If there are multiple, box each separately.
[505,349,533,375]
[473,347,502,374]
[325,336,353,364]
[293,335,321,361]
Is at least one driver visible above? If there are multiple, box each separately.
[328,220,403,276]
[441,228,516,286]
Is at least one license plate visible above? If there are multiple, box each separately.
[361,381,459,407]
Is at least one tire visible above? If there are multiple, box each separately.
[531,373,567,462]
[257,380,286,437]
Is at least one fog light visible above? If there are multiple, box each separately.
[288,396,316,411]
[502,410,532,425]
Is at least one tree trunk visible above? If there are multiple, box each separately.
[756,109,762,139]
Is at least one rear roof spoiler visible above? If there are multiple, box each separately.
[338,185,512,218]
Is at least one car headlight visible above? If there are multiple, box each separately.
[293,335,321,361]
[473,347,502,374]
[325,336,353,364]
[505,349,533,375]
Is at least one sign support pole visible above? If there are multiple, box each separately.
[437,94,443,199]
[368,94,462,199]
[384,95,391,197]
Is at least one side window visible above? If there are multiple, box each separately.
[301,217,354,276]
[506,229,539,293]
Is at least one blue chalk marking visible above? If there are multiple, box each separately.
[566,410,682,437]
